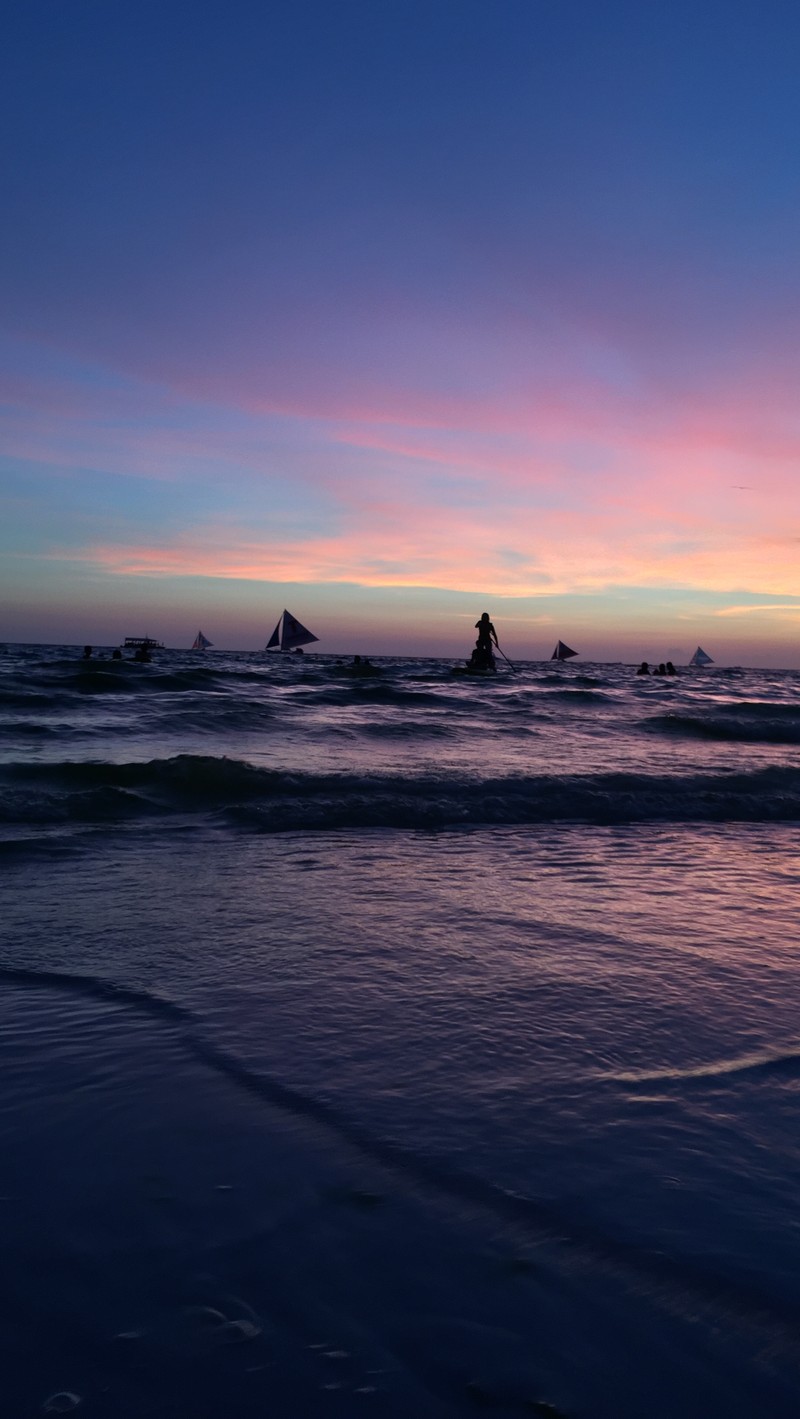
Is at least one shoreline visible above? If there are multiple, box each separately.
[3,980,800,1417]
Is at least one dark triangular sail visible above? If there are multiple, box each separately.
[280,611,318,650]
[551,640,578,661]
[191,630,213,650]
[689,646,713,666]
[266,610,319,652]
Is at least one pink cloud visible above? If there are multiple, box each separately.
[6,325,800,605]
[62,474,800,599]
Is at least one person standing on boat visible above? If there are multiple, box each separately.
[474,613,499,661]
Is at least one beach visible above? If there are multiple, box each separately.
[2,644,800,1416]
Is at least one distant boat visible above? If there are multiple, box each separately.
[124,636,164,650]
[191,630,213,650]
[689,646,714,667]
[266,609,319,653]
[551,641,578,661]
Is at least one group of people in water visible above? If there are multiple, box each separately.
[637,661,677,676]
[333,655,379,676]
[82,645,151,663]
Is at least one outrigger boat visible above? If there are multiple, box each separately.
[191,630,213,650]
[124,636,164,650]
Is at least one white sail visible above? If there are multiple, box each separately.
[265,609,319,652]
[551,640,578,661]
[191,630,213,650]
[689,646,713,666]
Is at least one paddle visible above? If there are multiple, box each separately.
[496,645,517,673]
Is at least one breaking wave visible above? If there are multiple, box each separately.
[2,755,799,831]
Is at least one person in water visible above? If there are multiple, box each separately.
[636,661,650,675]
[111,648,122,660]
[82,645,93,659]
[666,661,677,675]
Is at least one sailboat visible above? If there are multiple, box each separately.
[551,641,578,661]
[689,646,713,667]
[265,609,319,653]
[191,630,213,650]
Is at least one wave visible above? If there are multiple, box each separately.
[3,669,461,714]
[0,720,59,737]
[313,682,453,708]
[536,673,608,687]
[1,664,242,697]
[360,719,457,739]
[0,690,63,709]
[648,712,800,744]
[537,688,612,704]
[2,755,800,831]
[148,701,276,732]
[0,833,85,860]
[604,1047,800,1086]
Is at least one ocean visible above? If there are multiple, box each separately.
[2,641,800,1417]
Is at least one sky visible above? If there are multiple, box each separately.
[2,0,800,663]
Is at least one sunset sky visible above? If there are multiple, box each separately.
[2,0,799,662]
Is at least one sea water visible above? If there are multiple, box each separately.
[1,643,800,1417]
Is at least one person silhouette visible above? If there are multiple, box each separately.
[474,613,499,656]
[472,613,499,667]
